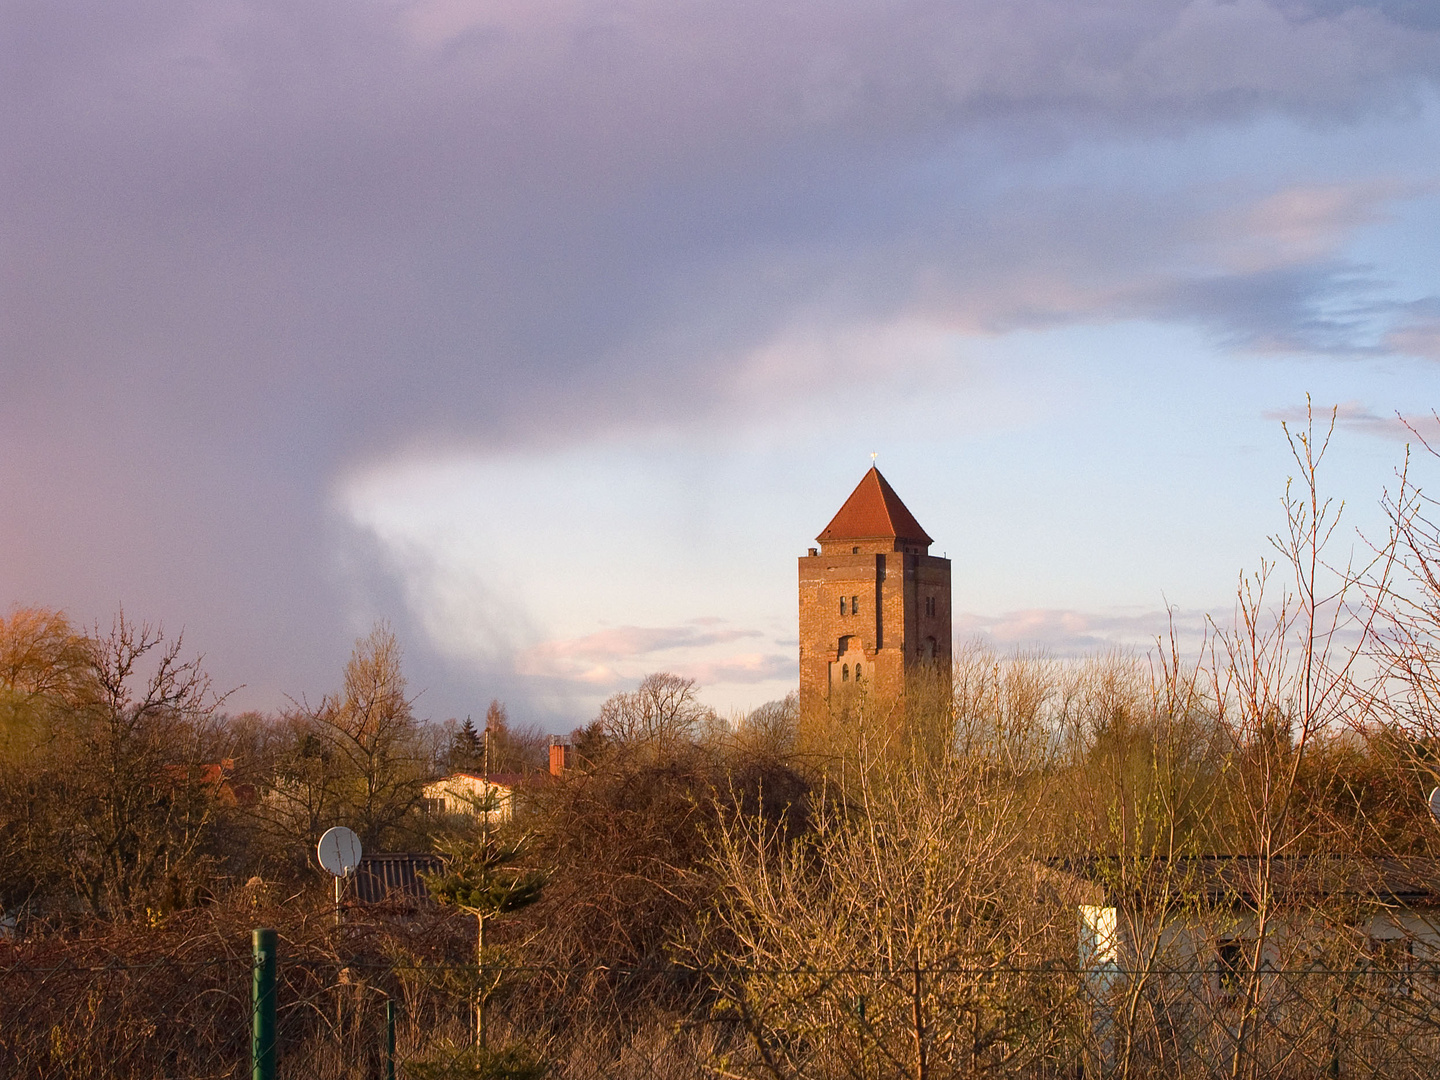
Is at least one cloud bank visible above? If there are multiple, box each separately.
[3,0,1439,718]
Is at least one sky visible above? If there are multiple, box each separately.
[4,0,1440,728]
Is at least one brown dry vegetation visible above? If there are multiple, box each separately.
[8,407,1440,1077]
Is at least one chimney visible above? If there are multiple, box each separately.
[549,737,572,777]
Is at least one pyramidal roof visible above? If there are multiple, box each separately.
[817,467,934,546]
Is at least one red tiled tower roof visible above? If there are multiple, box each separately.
[817,467,934,546]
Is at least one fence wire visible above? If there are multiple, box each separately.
[6,948,1440,1078]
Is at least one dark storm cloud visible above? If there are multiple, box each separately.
[2,0,1438,713]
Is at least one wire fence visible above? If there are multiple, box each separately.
[7,941,1440,1078]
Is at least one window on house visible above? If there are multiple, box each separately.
[925,596,935,617]
[842,664,849,682]
[852,595,859,614]
[840,597,847,616]
[1215,941,1245,996]
[853,547,860,554]
[1366,936,1416,996]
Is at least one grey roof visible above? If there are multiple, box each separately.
[347,852,444,906]
[1062,855,1440,909]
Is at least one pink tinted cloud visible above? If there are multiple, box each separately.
[521,623,761,664]
[514,622,782,689]
[1262,401,1440,443]
[680,653,795,686]
[1208,182,1405,274]
[1386,302,1440,361]
[955,607,1209,656]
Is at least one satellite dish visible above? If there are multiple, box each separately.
[317,826,362,877]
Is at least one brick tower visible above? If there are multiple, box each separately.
[798,467,951,718]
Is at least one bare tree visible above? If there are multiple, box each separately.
[62,614,225,917]
[1362,414,1440,777]
[297,622,429,852]
[704,716,1078,1080]
[1181,402,1396,1080]
[597,673,715,755]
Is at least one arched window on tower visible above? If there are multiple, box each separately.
[842,664,849,682]
[855,663,863,680]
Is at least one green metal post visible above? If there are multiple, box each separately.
[252,928,277,1080]
[385,998,397,1080]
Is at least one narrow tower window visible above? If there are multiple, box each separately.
[855,663,862,680]
[851,595,859,614]
[842,664,849,682]
[840,597,847,616]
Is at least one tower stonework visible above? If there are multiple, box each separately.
[798,467,951,719]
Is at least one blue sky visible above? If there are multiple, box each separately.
[3,0,1440,726]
